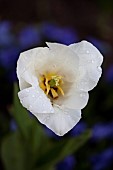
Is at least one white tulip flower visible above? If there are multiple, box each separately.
[17,41,103,136]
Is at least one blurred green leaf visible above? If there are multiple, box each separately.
[27,120,48,163]
[1,131,30,170]
[35,130,91,169]
[7,83,91,170]
[0,112,10,136]
[1,128,48,170]
[11,83,32,138]
[11,83,48,163]
[12,83,46,137]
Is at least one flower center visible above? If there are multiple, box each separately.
[39,73,64,99]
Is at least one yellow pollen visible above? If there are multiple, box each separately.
[39,73,64,99]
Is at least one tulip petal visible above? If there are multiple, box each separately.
[69,40,103,67]
[46,42,79,82]
[54,90,89,110]
[76,65,102,91]
[69,40,103,91]
[36,106,81,136]
[18,86,54,114]
[17,47,51,90]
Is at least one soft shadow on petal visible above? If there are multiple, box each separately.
[46,42,79,82]
[18,66,38,90]
[36,106,81,136]
[54,91,89,110]
[18,86,54,114]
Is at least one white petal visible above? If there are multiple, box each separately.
[46,42,79,82]
[76,65,102,91]
[18,86,54,114]
[54,91,89,110]
[69,40,103,67]
[17,47,51,90]
[69,40,103,91]
[36,105,81,136]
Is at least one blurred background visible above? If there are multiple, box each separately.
[0,0,113,170]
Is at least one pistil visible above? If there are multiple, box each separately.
[39,73,64,99]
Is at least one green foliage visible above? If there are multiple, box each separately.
[2,131,29,170]
[1,83,91,170]
[35,131,91,170]
[11,83,33,139]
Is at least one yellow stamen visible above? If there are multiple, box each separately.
[57,86,64,96]
[45,73,56,81]
[51,88,58,98]
[45,78,50,95]
[39,72,64,99]
[40,82,46,91]
[39,76,44,82]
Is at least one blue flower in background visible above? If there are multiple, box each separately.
[105,65,113,84]
[41,23,78,45]
[56,155,76,170]
[92,122,113,141]
[0,47,20,69]
[0,21,14,46]
[10,119,17,131]
[90,148,113,170]
[70,121,87,136]
[18,26,41,48]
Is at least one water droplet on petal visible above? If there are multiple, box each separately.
[80,93,85,97]
[97,66,102,72]
[42,110,47,113]
[82,81,87,85]
[91,60,94,63]
[29,105,32,109]
[42,103,45,107]
[86,50,89,54]
[80,93,83,97]
[88,59,94,64]
[64,111,70,117]
[26,89,29,92]
[76,84,82,90]
[66,113,71,118]
[64,110,68,114]
[46,116,50,120]
[23,67,26,72]
[39,95,42,99]
[24,56,27,60]
[20,100,23,104]
[50,107,54,112]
